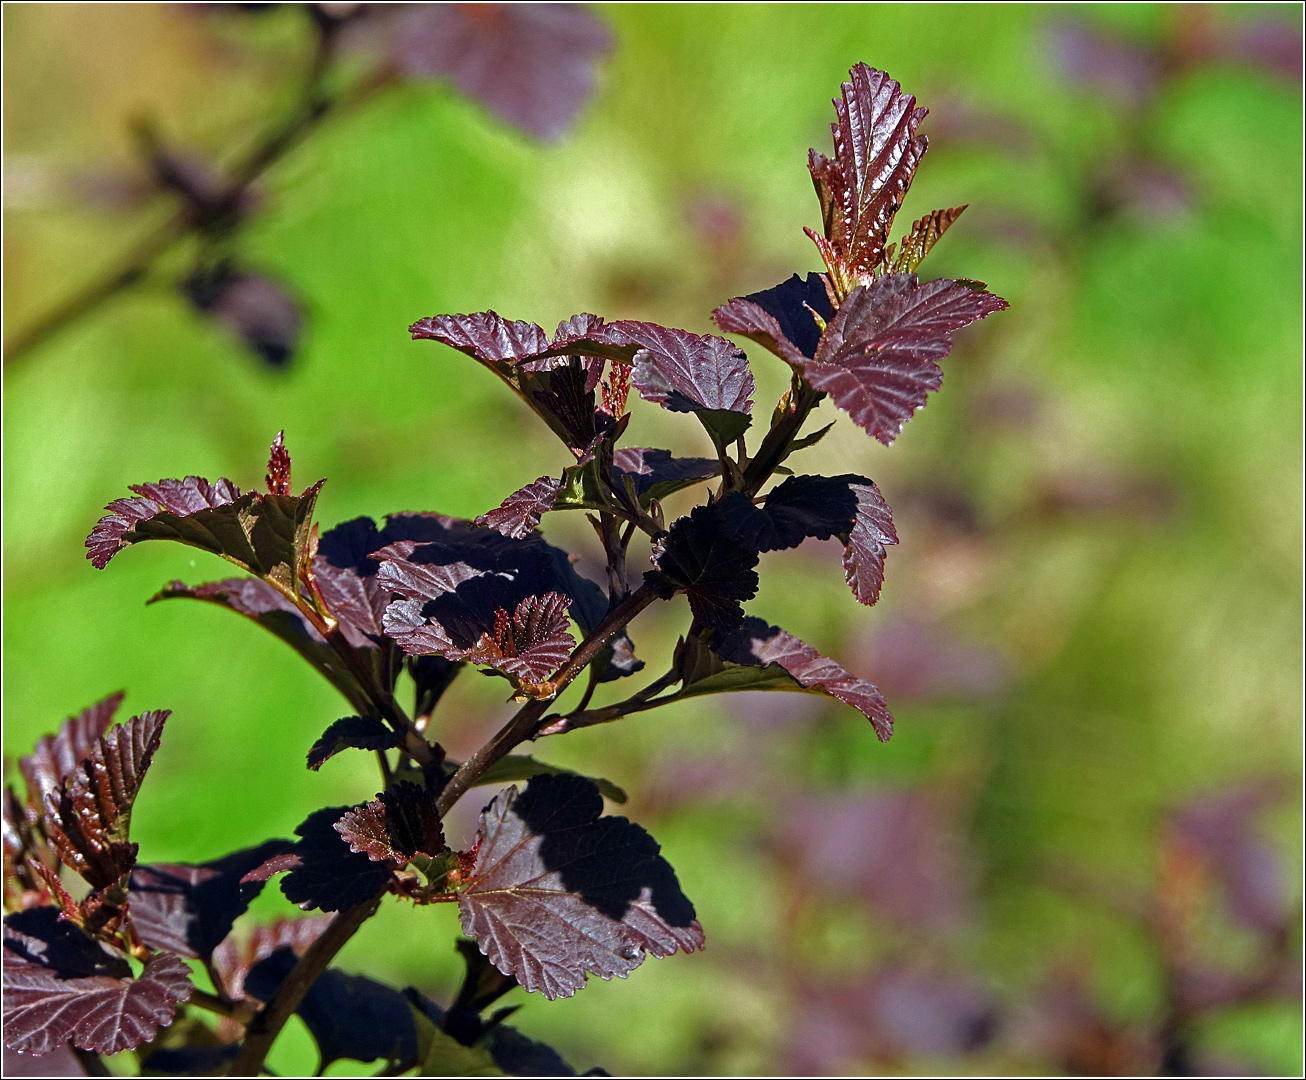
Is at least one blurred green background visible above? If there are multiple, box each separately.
[3,3,1301,1076]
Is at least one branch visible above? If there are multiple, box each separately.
[435,583,659,816]
[740,381,823,495]
[229,897,381,1077]
[533,664,683,737]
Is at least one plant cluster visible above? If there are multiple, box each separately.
[3,63,1005,1076]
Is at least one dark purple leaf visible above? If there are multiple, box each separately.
[43,711,169,891]
[18,692,125,809]
[611,448,720,503]
[211,915,333,1003]
[149,577,375,715]
[393,3,612,140]
[808,65,929,276]
[617,321,754,415]
[184,264,302,368]
[714,475,865,553]
[841,479,897,605]
[485,1024,584,1077]
[2,1043,86,1076]
[245,948,418,1070]
[805,274,1007,445]
[712,272,835,365]
[307,716,402,771]
[2,787,45,911]
[892,206,967,273]
[409,655,464,717]
[459,774,704,1000]
[476,475,564,539]
[714,618,893,740]
[335,782,445,866]
[126,840,294,960]
[644,504,759,632]
[777,788,969,930]
[86,434,325,598]
[244,807,394,912]
[2,907,191,1056]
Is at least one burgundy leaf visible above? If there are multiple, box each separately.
[842,479,898,606]
[644,503,760,632]
[805,274,1007,445]
[462,592,576,683]
[210,914,332,1003]
[334,783,445,866]
[306,716,402,771]
[126,841,294,960]
[2,787,46,911]
[393,3,612,141]
[2,907,191,1056]
[612,447,720,502]
[247,807,395,913]
[712,272,835,366]
[475,475,563,539]
[18,692,125,808]
[411,310,551,368]
[87,434,325,598]
[892,206,967,273]
[809,65,930,275]
[244,948,419,1071]
[714,475,863,553]
[714,618,893,740]
[43,710,169,891]
[616,321,754,415]
[265,429,293,495]
[458,774,703,1000]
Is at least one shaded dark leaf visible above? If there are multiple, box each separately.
[306,716,401,771]
[893,206,967,273]
[805,274,1007,445]
[245,948,418,1070]
[393,3,612,140]
[211,915,333,1002]
[18,692,125,809]
[611,447,719,504]
[644,504,759,632]
[471,756,627,804]
[714,618,893,740]
[476,476,564,539]
[712,272,834,365]
[448,937,519,1026]
[184,264,302,368]
[2,907,191,1056]
[127,840,294,960]
[86,434,324,599]
[244,807,394,912]
[484,1024,583,1077]
[458,774,703,1000]
[335,782,445,866]
[410,654,464,718]
[44,710,169,891]
[809,65,929,276]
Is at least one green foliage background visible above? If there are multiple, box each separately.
[3,4,1301,1075]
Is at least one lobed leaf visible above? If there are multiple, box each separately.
[612,447,720,504]
[18,692,125,809]
[335,783,445,866]
[712,272,835,367]
[893,206,967,273]
[2,907,191,1056]
[714,618,893,740]
[805,274,1007,445]
[127,841,294,961]
[306,716,402,771]
[458,774,703,1000]
[809,64,929,276]
[476,475,564,539]
[644,504,759,632]
[615,321,754,416]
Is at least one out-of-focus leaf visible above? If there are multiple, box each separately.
[2,907,191,1056]
[1,1042,86,1076]
[43,710,169,891]
[458,774,703,1000]
[712,272,834,366]
[211,915,333,1003]
[805,274,1007,445]
[612,448,719,504]
[644,504,759,632]
[335,782,445,866]
[852,616,1008,702]
[392,3,612,141]
[1048,20,1161,104]
[18,692,125,808]
[242,807,393,913]
[893,206,967,273]
[714,618,893,740]
[86,434,325,600]
[808,65,929,276]
[476,476,564,539]
[245,948,418,1071]
[183,264,303,368]
[470,756,627,804]
[126,841,294,960]
[306,716,401,771]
